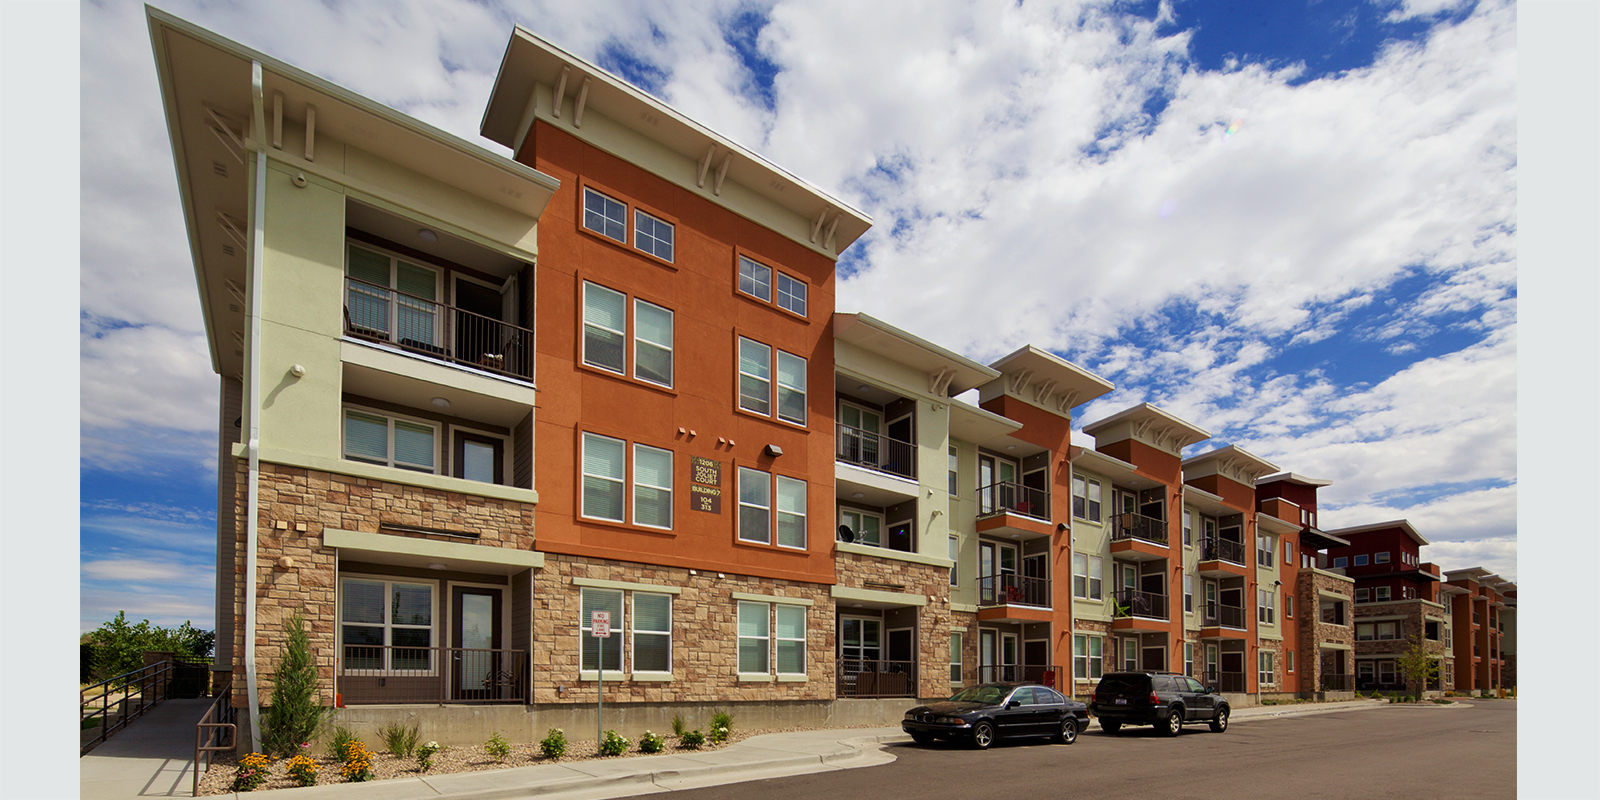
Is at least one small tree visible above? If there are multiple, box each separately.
[1396,634,1442,701]
[84,612,215,682]
[259,613,335,757]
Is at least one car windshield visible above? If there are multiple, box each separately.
[949,685,1008,705]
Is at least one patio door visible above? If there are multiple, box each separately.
[1000,633,1019,682]
[839,403,883,467]
[980,542,1018,603]
[450,586,502,701]
[1022,553,1047,606]
[980,629,996,682]
[977,455,1019,513]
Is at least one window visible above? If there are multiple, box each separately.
[775,272,807,316]
[1284,541,1293,565]
[740,468,807,549]
[582,588,673,675]
[1353,554,1369,566]
[633,444,673,530]
[1375,586,1391,601]
[1257,534,1275,566]
[1071,475,1102,521]
[1121,638,1138,671]
[581,433,626,522]
[1072,553,1103,600]
[841,509,882,547]
[1379,661,1396,683]
[737,256,772,302]
[775,351,807,425]
[948,447,959,495]
[1286,650,1294,673]
[950,632,964,682]
[1259,651,1275,686]
[949,536,960,586]
[1184,574,1194,613]
[633,209,674,261]
[737,601,769,674]
[581,434,673,528]
[346,243,440,347]
[1182,509,1193,547]
[580,588,624,671]
[1355,587,1369,602]
[1358,661,1375,682]
[1375,551,1390,564]
[1333,556,1348,568]
[1258,589,1276,625]
[1284,595,1294,617]
[738,338,805,425]
[1356,623,1375,641]
[583,282,674,387]
[1377,622,1398,640]
[583,187,627,243]
[343,408,437,473]
[1073,634,1103,680]
[341,577,434,672]
[1184,642,1194,677]
[775,605,806,676]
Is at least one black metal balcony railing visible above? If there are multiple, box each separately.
[1201,538,1247,566]
[976,481,1050,521]
[837,659,918,698]
[1204,670,1246,693]
[1108,513,1168,546]
[976,664,1063,688]
[338,645,528,704]
[1202,603,1248,629]
[977,573,1051,608]
[1111,588,1169,621]
[1320,673,1353,691]
[345,278,534,381]
[835,424,916,480]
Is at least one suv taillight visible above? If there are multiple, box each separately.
[1149,692,1160,705]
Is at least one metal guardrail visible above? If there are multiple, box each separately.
[977,573,1051,608]
[976,481,1050,521]
[81,662,172,756]
[338,645,528,704]
[1111,588,1169,621]
[1108,512,1167,546]
[1202,603,1248,629]
[838,660,918,698]
[1204,670,1247,693]
[835,424,916,479]
[194,687,236,797]
[975,664,1064,688]
[345,278,534,381]
[1201,538,1248,565]
[1320,673,1353,691]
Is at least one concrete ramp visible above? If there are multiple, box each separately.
[81,698,217,799]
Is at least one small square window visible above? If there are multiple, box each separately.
[1354,554,1369,566]
[583,188,627,243]
[738,256,772,302]
[633,209,674,261]
[1333,556,1348,568]
[1375,551,1390,564]
[775,272,806,316]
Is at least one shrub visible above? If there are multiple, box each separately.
[539,728,568,760]
[417,740,442,772]
[83,611,215,682]
[599,729,629,757]
[231,752,272,792]
[339,740,375,782]
[1432,698,1454,704]
[638,730,666,754]
[709,711,733,744]
[327,726,358,760]
[485,731,512,762]
[381,721,420,758]
[671,715,686,736]
[679,729,705,750]
[286,754,318,787]
[260,613,335,757]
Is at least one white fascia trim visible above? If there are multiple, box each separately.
[573,577,682,595]
[731,592,815,607]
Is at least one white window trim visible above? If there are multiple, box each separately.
[1375,551,1391,564]
[737,255,773,303]
[345,241,444,346]
[949,631,964,683]
[450,423,513,485]
[774,604,807,677]
[949,536,960,586]
[1375,586,1392,601]
[583,282,675,389]
[737,600,771,676]
[579,432,627,523]
[1182,508,1193,548]
[774,271,807,317]
[1072,475,1102,522]
[581,281,627,375]
[775,475,808,550]
[579,587,624,673]
[632,298,674,388]
[342,405,440,474]
[737,467,772,544]
[737,337,772,416]
[774,349,808,426]
[629,591,674,679]
[632,442,674,531]
[841,508,885,548]
[339,574,438,676]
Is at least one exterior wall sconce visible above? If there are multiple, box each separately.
[764,444,783,457]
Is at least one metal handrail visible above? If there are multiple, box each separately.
[194,687,235,797]
[974,664,1064,688]
[837,659,918,698]
[1108,512,1167,545]
[976,481,1050,521]
[834,423,916,479]
[977,573,1052,608]
[344,278,534,381]
[1203,670,1247,693]
[1202,603,1248,629]
[80,662,172,756]
[1111,588,1169,620]
[1201,538,1247,565]
[338,645,528,704]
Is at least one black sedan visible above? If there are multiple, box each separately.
[903,682,1089,749]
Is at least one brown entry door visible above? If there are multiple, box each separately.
[451,586,503,701]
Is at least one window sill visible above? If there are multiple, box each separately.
[575,360,679,397]
[576,515,679,538]
[631,673,674,682]
[737,674,775,683]
[732,403,811,433]
[776,674,807,683]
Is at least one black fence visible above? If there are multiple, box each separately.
[1108,513,1167,546]
[835,424,916,479]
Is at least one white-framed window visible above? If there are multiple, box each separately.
[949,536,960,586]
[1071,475,1102,521]
[1184,642,1194,677]
[737,601,770,674]
[581,433,627,522]
[632,443,673,530]
[1121,638,1137,671]
[1286,649,1295,673]
[1184,574,1194,614]
[583,282,674,387]
[950,631,964,682]
[583,187,627,243]
[841,508,883,547]
[1379,660,1396,683]
[1375,586,1391,601]
[1182,509,1193,547]
[775,351,807,425]
[1284,594,1294,617]
[774,605,806,676]
[1358,661,1375,682]
[1073,634,1103,680]
[1375,551,1390,564]
[1333,556,1348,568]
[1259,651,1276,686]
[1284,541,1293,565]
[737,338,805,425]
[340,577,435,673]
[775,272,807,317]
[1377,621,1398,640]
[346,242,441,347]
[1072,553,1103,600]
[737,255,772,302]
[343,407,437,473]
[630,591,673,674]
[737,467,771,544]
[1257,534,1275,566]
[633,208,675,261]
[948,446,959,496]
[1258,589,1276,625]
[1353,554,1369,566]
[1356,623,1375,641]
[581,588,624,671]
[776,476,807,549]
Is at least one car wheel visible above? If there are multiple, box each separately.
[971,720,996,750]
[1163,709,1183,736]
[1209,708,1229,733]
[1100,720,1121,734]
[1056,719,1078,745]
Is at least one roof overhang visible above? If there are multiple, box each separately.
[1298,527,1350,552]
[835,313,1000,396]
[1444,566,1497,583]
[1181,484,1233,517]
[1257,471,1332,488]
[1257,514,1300,536]
[1076,447,1167,491]
[985,345,1115,414]
[1183,444,1281,486]
[1080,403,1209,455]
[1323,519,1429,547]
[482,27,871,254]
[949,398,1024,445]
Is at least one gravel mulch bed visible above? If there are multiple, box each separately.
[197,726,886,795]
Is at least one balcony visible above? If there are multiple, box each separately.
[1200,603,1249,637]
[1320,603,1348,626]
[1320,673,1353,692]
[977,573,1052,609]
[1112,588,1169,632]
[835,424,916,480]
[974,482,1054,541]
[1197,538,1249,576]
[1109,512,1169,560]
[345,278,533,382]
[1203,670,1246,693]
[337,645,527,704]
[837,660,917,699]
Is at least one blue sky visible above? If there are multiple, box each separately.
[67,0,1528,635]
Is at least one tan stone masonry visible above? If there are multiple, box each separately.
[833,550,952,698]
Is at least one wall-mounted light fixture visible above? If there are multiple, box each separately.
[764,444,783,457]
[431,397,450,409]
[418,228,438,243]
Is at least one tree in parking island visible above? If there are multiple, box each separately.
[1396,635,1443,701]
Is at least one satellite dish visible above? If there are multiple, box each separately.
[837,525,855,543]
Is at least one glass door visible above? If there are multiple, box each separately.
[838,403,882,467]
[1001,633,1019,682]
[451,586,502,701]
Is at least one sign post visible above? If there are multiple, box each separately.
[591,610,611,749]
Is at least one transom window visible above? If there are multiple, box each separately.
[341,577,434,672]
[343,408,437,473]
[582,282,674,388]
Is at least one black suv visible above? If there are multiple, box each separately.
[1090,671,1230,736]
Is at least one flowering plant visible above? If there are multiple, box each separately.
[417,740,442,772]
[231,752,273,792]
[638,730,666,754]
[286,754,318,786]
[339,740,375,782]
[599,729,629,757]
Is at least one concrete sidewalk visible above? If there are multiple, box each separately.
[81,698,218,799]
[84,698,1391,800]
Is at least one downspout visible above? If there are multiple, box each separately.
[243,60,269,753]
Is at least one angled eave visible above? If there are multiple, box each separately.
[985,345,1115,416]
[1324,519,1430,547]
[1080,402,1210,455]
[482,27,871,255]
[834,313,1000,396]
[1181,484,1232,517]
[1073,447,1167,492]
[1444,566,1497,583]
[949,398,1023,446]
[1299,527,1349,551]
[1184,444,1282,486]
[1257,513,1300,537]
[1257,471,1333,488]
[149,9,559,375]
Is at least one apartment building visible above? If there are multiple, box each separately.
[1323,522,1454,693]
[1443,567,1515,694]
[1254,473,1356,697]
